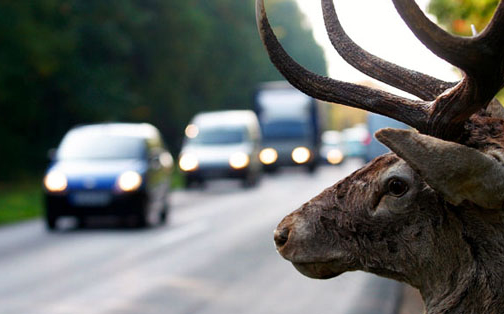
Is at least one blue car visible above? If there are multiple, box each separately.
[43,123,173,230]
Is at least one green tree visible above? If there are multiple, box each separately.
[0,0,327,182]
[428,0,499,35]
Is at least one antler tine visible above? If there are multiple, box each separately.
[390,0,504,141]
[392,0,504,81]
[321,0,455,101]
[479,1,504,48]
[256,0,429,130]
[476,1,504,84]
[391,0,480,74]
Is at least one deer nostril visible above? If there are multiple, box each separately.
[274,227,290,248]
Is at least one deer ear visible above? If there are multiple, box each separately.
[375,128,504,210]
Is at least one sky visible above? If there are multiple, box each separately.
[293,0,461,95]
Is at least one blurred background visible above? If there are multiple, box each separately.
[0,0,501,313]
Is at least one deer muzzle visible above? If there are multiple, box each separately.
[274,212,349,279]
[273,207,334,263]
[274,226,290,248]
[273,213,296,259]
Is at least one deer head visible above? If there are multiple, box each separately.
[257,0,504,312]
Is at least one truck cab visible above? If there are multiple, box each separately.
[254,81,321,172]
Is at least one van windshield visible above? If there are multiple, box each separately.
[57,134,146,160]
[190,126,247,145]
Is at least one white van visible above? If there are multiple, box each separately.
[178,110,262,187]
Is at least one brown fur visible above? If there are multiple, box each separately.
[275,115,504,314]
[258,0,504,311]
[464,114,504,151]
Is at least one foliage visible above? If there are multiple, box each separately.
[0,0,326,182]
[0,182,43,225]
[427,0,499,35]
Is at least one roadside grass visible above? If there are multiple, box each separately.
[171,168,185,190]
[0,182,43,226]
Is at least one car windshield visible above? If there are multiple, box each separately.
[57,133,146,160]
[262,119,310,139]
[189,126,247,145]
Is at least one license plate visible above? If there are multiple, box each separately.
[71,191,111,206]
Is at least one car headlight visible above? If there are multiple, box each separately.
[259,148,278,165]
[327,149,344,165]
[159,152,174,169]
[229,152,250,170]
[44,170,68,192]
[117,171,142,192]
[292,147,311,164]
[179,153,199,172]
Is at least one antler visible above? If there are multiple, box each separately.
[256,0,504,142]
[391,0,504,139]
[392,0,504,79]
[256,0,429,131]
[321,0,455,101]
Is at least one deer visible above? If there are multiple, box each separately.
[256,0,504,313]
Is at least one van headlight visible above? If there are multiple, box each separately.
[259,148,278,165]
[117,171,143,192]
[44,171,68,192]
[229,152,250,170]
[327,149,344,165]
[179,153,199,172]
[292,147,311,164]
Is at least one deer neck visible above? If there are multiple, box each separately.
[422,270,504,314]
[420,209,504,314]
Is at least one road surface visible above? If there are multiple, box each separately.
[0,161,402,314]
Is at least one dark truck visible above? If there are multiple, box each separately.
[253,81,322,172]
[365,112,409,162]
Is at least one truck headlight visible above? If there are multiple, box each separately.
[179,153,199,172]
[292,147,311,164]
[44,171,68,192]
[259,148,278,165]
[229,152,250,170]
[117,171,142,192]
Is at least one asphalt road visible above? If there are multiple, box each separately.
[0,160,402,314]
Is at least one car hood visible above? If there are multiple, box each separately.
[49,159,146,177]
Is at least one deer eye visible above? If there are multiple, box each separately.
[388,178,408,197]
